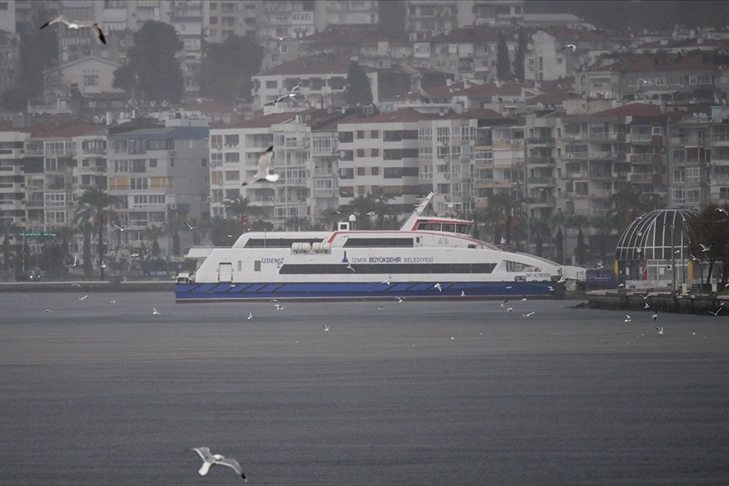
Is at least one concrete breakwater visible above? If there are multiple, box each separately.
[0,280,174,293]
[587,289,728,316]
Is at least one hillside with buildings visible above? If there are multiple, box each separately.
[0,0,728,282]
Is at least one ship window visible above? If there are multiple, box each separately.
[254,260,261,272]
[456,224,470,234]
[441,223,455,232]
[238,261,242,271]
[343,238,413,247]
[418,223,440,230]
[279,263,496,274]
[505,260,541,272]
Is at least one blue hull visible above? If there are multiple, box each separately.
[175,281,558,302]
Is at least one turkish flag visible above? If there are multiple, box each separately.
[241,216,248,224]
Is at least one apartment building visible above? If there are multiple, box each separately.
[316,0,379,30]
[107,126,209,253]
[0,123,27,230]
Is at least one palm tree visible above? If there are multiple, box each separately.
[529,219,551,258]
[0,218,19,276]
[52,225,77,276]
[552,210,568,264]
[348,194,378,230]
[75,220,94,277]
[591,215,616,268]
[144,225,164,257]
[370,187,394,229]
[567,214,590,266]
[74,188,118,280]
[164,214,185,256]
[223,195,262,221]
[484,191,525,249]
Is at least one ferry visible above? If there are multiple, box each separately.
[175,193,584,303]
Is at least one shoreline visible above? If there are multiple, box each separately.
[0,280,175,292]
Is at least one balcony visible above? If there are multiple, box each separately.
[565,171,588,179]
[530,196,556,205]
[630,173,655,183]
[629,133,652,143]
[527,137,555,145]
[527,157,555,165]
[565,152,588,160]
[629,153,653,163]
[589,151,615,160]
[527,177,556,185]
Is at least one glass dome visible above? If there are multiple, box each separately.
[615,209,698,261]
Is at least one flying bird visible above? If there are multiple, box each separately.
[44,309,53,313]
[644,302,650,309]
[274,303,284,311]
[346,263,355,272]
[65,255,78,268]
[265,83,302,105]
[242,146,278,186]
[521,294,527,301]
[184,222,199,231]
[71,283,81,287]
[561,44,576,51]
[113,223,126,232]
[433,283,442,292]
[247,312,253,320]
[191,448,246,481]
[152,307,161,315]
[522,311,535,317]
[40,15,106,44]
[699,243,712,252]
[500,300,508,308]
[624,314,632,322]
[396,296,405,303]
[507,307,513,312]
[331,210,343,215]
[78,294,88,301]
[460,290,466,297]
[652,311,658,321]
[638,78,653,85]
[708,307,723,316]
[322,324,329,332]
[716,207,728,216]
[367,211,376,216]
[655,326,664,335]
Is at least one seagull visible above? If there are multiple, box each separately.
[521,294,527,301]
[71,283,81,288]
[40,15,106,44]
[377,306,384,310]
[522,311,535,317]
[644,302,650,309]
[242,146,278,186]
[624,314,632,322]
[396,296,405,303]
[265,83,302,105]
[547,286,555,292]
[367,211,376,216]
[500,300,508,308]
[699,243,712,252]
[152,307,161,315]
[655,326,664,335]
[618,283,625,288]
[331,210,343,215]
[505,286,513,290]
[247,312,253,320]
[113,223,126,232]
[690,254,701,262]
[44,309,53,313]
[433,283,442,292]
[638,78,653,85]
[65,256,78,268]
[110,300,116,304]
[184,222,199,231]
[100,261,106,269]
[322,324,329,332]
[346,263,355,272]
[708,307,723,316]
[561,44,576,51]
[652,311,658,321]
[557,276,566,283]
[716,208,728,216]
[460,290,466,297]
[78,294,88,301]
[507,307,513,312]
[191,448,246,481]
[274,303,284,311]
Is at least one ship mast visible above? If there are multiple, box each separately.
[401,190,437,229]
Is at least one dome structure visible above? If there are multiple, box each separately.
[616,209,698,261]
[615,209,698,284]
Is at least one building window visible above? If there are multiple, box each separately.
[356,149,365,158]
[83,75,99,86]
[357,167,365,176]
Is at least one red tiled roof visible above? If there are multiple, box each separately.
[219,112,295,130]
[262,54,352,77]
[430,27,501,44]
[301,25,403,46]
[442,108,503,120]
[592,50,729,73]
[181,99,236,114]
[527,92,579,106]
[31,123,105,139]
[342,108,437,125]
[539,26,629,42]
[587,102,674,118]
[637,38,729,50]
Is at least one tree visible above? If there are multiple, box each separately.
[529,219,551,258]
[484,191,524,249]
[496,31,513,81]
[1,4,58,111]
[552,210,568,264]
[378,0,407,40]
[513,28,528,81]
[113,21,184,103]
[223,196,262,221]
[685,204,729,287]
[74,189,118,281]
[76,220,94,278]
[0,219,19,275]
[568,214,590,265]
[609,187,661,230]
[590,215,616,268]
[370,187,394,229]
[345,61,373,107]
[164,214,185,257]
[144,225,164,257]
[199,35,264,103]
